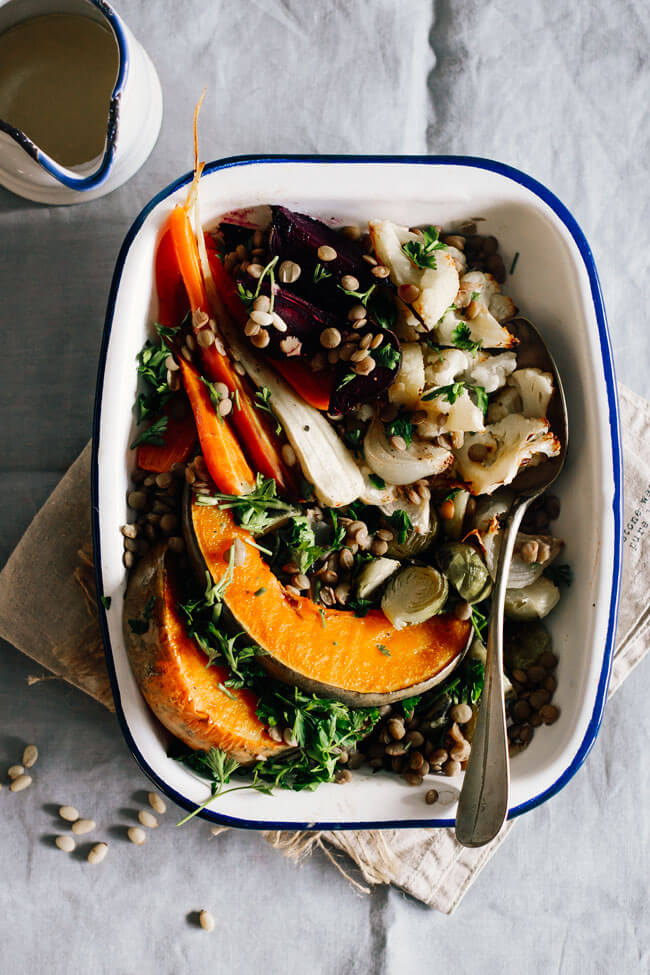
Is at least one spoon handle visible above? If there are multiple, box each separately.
[455,498,529,847]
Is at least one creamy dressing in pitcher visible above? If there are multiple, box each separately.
[0,13,119,167]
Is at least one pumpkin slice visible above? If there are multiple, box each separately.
[184,496,472,707]
[123,544,288,763]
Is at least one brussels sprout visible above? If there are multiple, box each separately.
[504,621,552,671]
[381,565,449,629]
[356,557,400,600]
[443,489,470,541]
[385,506,439,559]
[504,577,560,620]
[436,542,493,604]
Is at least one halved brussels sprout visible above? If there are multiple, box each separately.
[504,621,552,671]
[356,557,400,600]
[436,542,493,603]
[385,506,439,559]
[507,533,564,589]
[443,489,470,541]
[504,576,560,620]
[381,565,449,629]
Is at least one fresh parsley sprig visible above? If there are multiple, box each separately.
[338,282,376,306]
[313,262,332,284]
[130,415,168,449]
[452,322,483,357]
[384,414,414,448]
[422,381,489,415]
[254,387,282,435]
[197,474,297,534]
[402,226,448,270]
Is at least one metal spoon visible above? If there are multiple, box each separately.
[455,318,569,848]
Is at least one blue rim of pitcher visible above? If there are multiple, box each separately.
[0,0,128,192]
[92,154,623,831]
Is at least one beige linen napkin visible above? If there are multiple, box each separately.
[1,385,647,912]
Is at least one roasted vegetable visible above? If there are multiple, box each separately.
[356,557,400,600]
[436,542,493,603]
[381,566,449,630]
[179,358,254,496]
[385,504,439,559]
[216,317,364,507]
[369,220,459,329]
[388,342,425,408]
[123,545,288,762]
[269,205,376,312]
[442,489,470,541]
[136,400,196,473]
[454,415,561,496]
[329,327,402,415]
[184,495,471,706]
[504,576,560,620]
[508,368,554,419]
[507,532,564,588]
[363,417,453,485]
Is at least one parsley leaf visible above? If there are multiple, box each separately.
[337,372,357,391]
[422,381,488,415]
[371,343,401,371]
[470,604,488,642]
[384,414,414,448]
[401,696,421,721]
[197,474,296,534]
[134,338,173,423]
[254,387,282,435]
[368,474,386,490]
[347,597,374,618]
[237,281,256,309]
[452,322,483,356]
[127,595,156,634]
[130,414,168,449]
[313,262,332,284]
[100,595,111,611]
[386,509,413,544]
[402,226,448,270]
[377,644,391,657]
[338,282,376,306]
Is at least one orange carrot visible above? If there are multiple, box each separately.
[137,403,197,473]
[273,360,333,412]
[155,228,188,327]
[179,358,254,496]
[169,205,210,316]
[168,206,290,491]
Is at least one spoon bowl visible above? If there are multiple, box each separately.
[455,317,569,848]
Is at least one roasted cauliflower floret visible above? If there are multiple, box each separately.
[507,368,554,418]
[369,220,459,329]
[454,414,561,495]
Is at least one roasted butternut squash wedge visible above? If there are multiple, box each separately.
[184,496,472,707]
[123,544,288,763]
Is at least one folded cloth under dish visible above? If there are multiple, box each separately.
[0,384,647,912]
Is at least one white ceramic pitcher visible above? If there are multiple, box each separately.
[0,0,163,204]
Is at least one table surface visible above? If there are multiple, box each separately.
[2,1,649,972]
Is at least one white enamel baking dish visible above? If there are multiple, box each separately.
[92,156,622,829]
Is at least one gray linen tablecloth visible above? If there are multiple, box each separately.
[1,1,649,972]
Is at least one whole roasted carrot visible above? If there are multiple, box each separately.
[168,206,290,492]
[179,358,254,496]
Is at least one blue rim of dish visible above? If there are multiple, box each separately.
[91,154,623,831]
[0,0,128,191]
